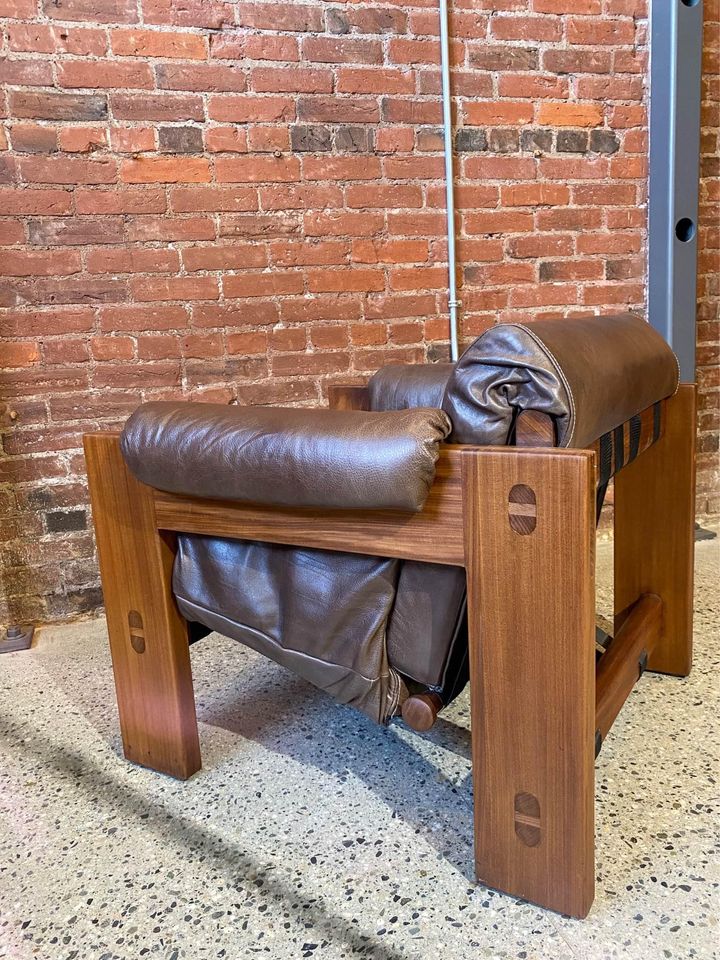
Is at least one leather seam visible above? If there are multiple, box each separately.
[176,594,391,686]
[510,322,576,446]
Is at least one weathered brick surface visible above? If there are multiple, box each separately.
[0,0,717,624]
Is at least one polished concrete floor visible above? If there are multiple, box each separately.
[0,539,718,960]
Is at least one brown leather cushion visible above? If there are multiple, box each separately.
[120,401,451,512]
[443,313,679,448]
[173,534,406,724]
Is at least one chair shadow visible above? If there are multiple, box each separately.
[190,638,477,882]
[39,629,478,886]
[0,714,411,960]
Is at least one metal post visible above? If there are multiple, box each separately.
[648,0,704,380]
[439,0,460,361]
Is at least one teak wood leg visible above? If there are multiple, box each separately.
[614,384,696,677]
[84,434,201,780]
[462,448,596,918]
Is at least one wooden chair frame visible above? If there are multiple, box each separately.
[83,383,695,919]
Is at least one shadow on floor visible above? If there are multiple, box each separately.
[0,712,414,960]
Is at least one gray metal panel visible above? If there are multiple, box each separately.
[648,0,704,380]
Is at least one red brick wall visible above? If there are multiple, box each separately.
[0,0,717,624]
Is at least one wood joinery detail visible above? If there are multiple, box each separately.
[84,434,201,781]
[462,447,597,918]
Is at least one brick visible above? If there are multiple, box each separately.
[156,63,248,93]
[346,184,423,209]
[0,188,72,215]
[20,156,117,185]
[131,276,220,302]
[1,342,41,367]
[215,156,300,183]
[75,187,167,214]
[302,37,382,65]
[223,271,304,298]
[87,247,179,274]
[306,268,384,294]
[99,304,188,331]
[220,213,301,238]
[9,91,108,121]
[337,68,414,94]
[260,183,343,210]
[142,0,233,29]
[271,352,349,376]
[28,218,125,246]
[305,211,384,238]
[57,61,154,89]
[8,124,57,154]
[182,244,267,271]
[537,102,604,127]
[204,127,249,153]
[463,101,534,126]
[0,59,54,86]
[111,93,204,121]
[236,3,323,32]
[290,125,332,152]
[170,186,258,213]
[491,16,563,42]
[42,0,138,22]
[8,23,107,56]
[209,95,295,123]
[158,126,204,153]
[468,44,539,71]
[270,240,347,267]
[58,127,108,153]
[567,18,636,46]
[110,126,156,153]
[111,27,208,58]
[351,239,428,264]
[302,157,381,181]
[127,216,214,242]
[251,67,332,94]
[120,156,211,183]
[212,33,298,62]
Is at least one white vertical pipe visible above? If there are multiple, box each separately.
[439,0,460,361]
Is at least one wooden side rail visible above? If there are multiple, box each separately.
[595,593,662,749]
[84,383,695,919]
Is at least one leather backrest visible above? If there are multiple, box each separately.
[368,362,454,412]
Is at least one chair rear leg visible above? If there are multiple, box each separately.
[463,448,597,918]
[84,434,201,780]
[614,385,696,677]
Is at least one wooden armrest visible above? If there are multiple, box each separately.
[327,384,370,411]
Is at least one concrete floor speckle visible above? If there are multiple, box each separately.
[0,539,718,960]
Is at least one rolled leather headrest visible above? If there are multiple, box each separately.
[442,313,679,448]
[368,362,454,412]
[121,402,451,512]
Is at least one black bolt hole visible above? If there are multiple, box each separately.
[680,0,700,7]
[675,217,696,243]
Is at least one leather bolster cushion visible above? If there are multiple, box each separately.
[120,402,451,512]
[368,361,454,412]
[442,312,679,449]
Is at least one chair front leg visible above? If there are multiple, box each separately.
[614,384,696,677]
[84,434,201,780]
[462,447,597,918]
